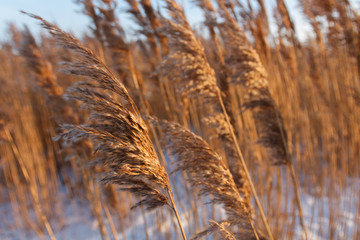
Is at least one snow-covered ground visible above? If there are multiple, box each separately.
[0,190,193,240]
[294,177,360,240]
[0,177,358,240]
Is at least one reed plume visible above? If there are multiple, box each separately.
[97,2,130,86]
[192,221,235,240]
[195,0,238,132]
[160,0,250,204]
[20,27,80,126]
[24,12,186,239]
[126,0,168,57]
[193,219,267,240]
[217,2,308,237]
[160,2,275,238]
[76,0,103,44]
[88,1,149,112]
[148,117,260,240]
[299,0,325,57]
[160,0,219,101]
[218,1,287,165]
[20,27,63,98]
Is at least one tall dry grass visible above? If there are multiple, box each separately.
[0,0,359,239]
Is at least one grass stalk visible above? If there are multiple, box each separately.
[288,162,308,239]
[167,189,187,240]
[273,97,309,239]
[217,92,274,240]
[4,128,56,240]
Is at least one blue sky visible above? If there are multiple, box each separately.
[0,0,358,42]
[0,0,90,39]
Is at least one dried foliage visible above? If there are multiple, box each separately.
[21,27,63,97]
[1,0,359,239]
[159,0,251,205]
[218,2,288,165]
[192,220,235,240]
[97,2,130,84]
[193,219,267,240]
[126,0,168,57]
[148,117,258,239]
[160,0,219,100]
[25,12,172,211]
[20,28,79,126]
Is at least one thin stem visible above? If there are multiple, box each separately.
[248,216,260,240]
[141,207,150,240]
[288,162,308,240]
[167,189,187,240]
[273,99,308,239]
[217,92,274,240]
[4,128,57,240]
[102,198,119,240]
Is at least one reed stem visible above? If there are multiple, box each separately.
[288,161,308,240]
[217,91,274,240]
[273,98,309,239]
[4,128,57,240]
[167,189,187,240]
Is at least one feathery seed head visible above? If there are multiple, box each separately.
[25,12,172,210]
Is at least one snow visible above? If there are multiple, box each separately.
[293,177,360,240]
[0,177,359,239]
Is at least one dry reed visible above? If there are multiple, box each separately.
[0,1,359,239]
[148,117,260,239]
[24,11,187,239]
[217,1,308,238]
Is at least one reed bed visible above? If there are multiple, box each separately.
[0,0,359,239]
